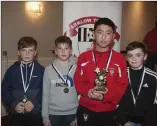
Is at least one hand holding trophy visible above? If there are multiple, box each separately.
[94,67,108,94]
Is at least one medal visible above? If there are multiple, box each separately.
[52,63,74,94]
[22,96,28,103]
[22,98,27,103]
[64,87,69,93]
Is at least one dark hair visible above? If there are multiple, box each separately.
[126,41,147,54]
[94,17,115,32]
[17,36,37,50]
[55,36,72,49]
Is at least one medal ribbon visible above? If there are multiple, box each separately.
[52,63,74,87]
[92,50,112,72]
[20,62,34,93]
[128,67,145,104]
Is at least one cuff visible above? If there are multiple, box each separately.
[43,117,50,124]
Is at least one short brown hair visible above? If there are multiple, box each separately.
[126,41,147,54]
[55,36,72,49]
[17,36,37,50]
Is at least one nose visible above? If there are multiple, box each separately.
[26,50,29,56]
[132,56,137,61]
[62,49,65,53]
[102,33,106,39]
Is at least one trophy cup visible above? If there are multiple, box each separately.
[94,67,108,93]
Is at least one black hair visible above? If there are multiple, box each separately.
[94,17,115,32]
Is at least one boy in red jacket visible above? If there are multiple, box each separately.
[74,17,128,126]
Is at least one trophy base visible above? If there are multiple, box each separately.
[95,86,108,94]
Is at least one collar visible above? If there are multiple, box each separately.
[21,61,33,68]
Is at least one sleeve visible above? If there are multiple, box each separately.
[116,85,134,125]
[145,76,157,122]
[42,69,51,123]
[153,76,157,105]
[102,55,128,104]
[74,54,91,98]
[1,67,19,108]
[31,67,44,109]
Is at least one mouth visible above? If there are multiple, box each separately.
[131,62,137,64]
[101,41,107,44]
[61,55,66,57]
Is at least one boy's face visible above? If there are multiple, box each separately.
[93,24,115,51]
[126,48,147,70]
[18,46,37,63]
[55,43,72,62]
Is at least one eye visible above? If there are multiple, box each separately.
[66,47,70,50]
[136,53,143,57]
[106,32,112,35]
[21,49,26,52]
[58,47,62,50]
[127,55,133,58]
[29,49,34,52]
[97,30,103,34]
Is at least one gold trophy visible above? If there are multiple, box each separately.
[94,67,108,93]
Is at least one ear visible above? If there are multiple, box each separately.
[70,48,72,54]
[125,54,129,62]
[18,51,20,56]
[55,49,57,55]
[34,50,37,56]
[112,33,116,40]
[93,31,95,40]
[144,53,148,61]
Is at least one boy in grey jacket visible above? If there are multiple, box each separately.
[42,36,78,126]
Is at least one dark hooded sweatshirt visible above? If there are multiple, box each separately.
[1,60,44,113]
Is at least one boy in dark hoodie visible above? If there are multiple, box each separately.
[2,36,45,126]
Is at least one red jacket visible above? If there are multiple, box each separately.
[74,49,128,112]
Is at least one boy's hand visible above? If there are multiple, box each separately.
[24,101,34,112]
[93,87,107,94]
[15,102,25,113]
[44,120,51,126]
[88,89,104,101]
[71,118,77,126]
